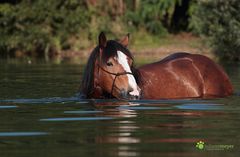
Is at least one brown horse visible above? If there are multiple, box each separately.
[80,32,233,99]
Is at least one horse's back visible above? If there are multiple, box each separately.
[187,54,233,97]
[138,52,233,99]
[138,52,203,99]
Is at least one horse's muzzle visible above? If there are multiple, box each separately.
[120,89,140,100]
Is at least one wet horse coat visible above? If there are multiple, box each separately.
[138,53,233,99]
[80,32,233,99]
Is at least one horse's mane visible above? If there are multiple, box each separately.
[80,40,140,98]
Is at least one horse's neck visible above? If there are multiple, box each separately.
[135,67,147,87]
[92,85,113,99]
[91,85,103,98]
[92,78,107,98]
[92,65,111,99]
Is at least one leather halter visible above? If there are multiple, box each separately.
[97,63,133,98]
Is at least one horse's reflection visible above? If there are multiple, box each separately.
[93,101,138,118]
[90,101,225,156]
[93,101,140,156]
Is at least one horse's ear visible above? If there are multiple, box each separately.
[119,33,130,47]
[99,32,107,48]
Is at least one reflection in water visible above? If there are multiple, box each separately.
[0,105,18,109]
[0,97,238,157]
[94,101,141,157]
[1,60,240,157]
[40,117,114,121]
[64,110,103,114]
[93,101,139,118]
[0,97,84,104]
[175,103,223,110]
[117,146,139,157]
[148,110,225,116]
[90,101,226,156]
[117,106,168,110]
[0,132,48,137]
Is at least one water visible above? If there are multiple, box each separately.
[0,59,240,157]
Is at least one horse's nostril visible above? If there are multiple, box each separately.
[128,94,139,100]
[128,87,134,93]
[135,95,139,99]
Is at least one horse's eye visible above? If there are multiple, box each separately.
[107,62,113,66]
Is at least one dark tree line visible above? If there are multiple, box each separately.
[0,0,239,61]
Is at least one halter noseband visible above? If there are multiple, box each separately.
[97,63,133,98]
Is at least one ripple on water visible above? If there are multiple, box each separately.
[0,132,48,137]
[64,110,103,114]
[117,106,171,110]
[40,117,114,122]
[175,103,223,110]
[0,97,88,104]
[0,105,18,109]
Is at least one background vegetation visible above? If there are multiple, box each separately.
[190,0,240,61]
[0,0,239,61]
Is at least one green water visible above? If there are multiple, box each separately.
[0,59,240,157]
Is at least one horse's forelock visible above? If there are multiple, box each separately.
[100,40,133,63]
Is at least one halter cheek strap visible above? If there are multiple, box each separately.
[97,64,133,98]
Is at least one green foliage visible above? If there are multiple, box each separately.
[190,0,240,61]
[0,0,89,56]
[86,1,127,43]
[2,0,222,59]
[125,0,182,36]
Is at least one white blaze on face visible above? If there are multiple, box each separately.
[117,51,140,97]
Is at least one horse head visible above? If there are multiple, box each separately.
[95,32,141,99]
[81,32,141,99]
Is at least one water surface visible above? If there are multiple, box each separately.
[0,59,240,157]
